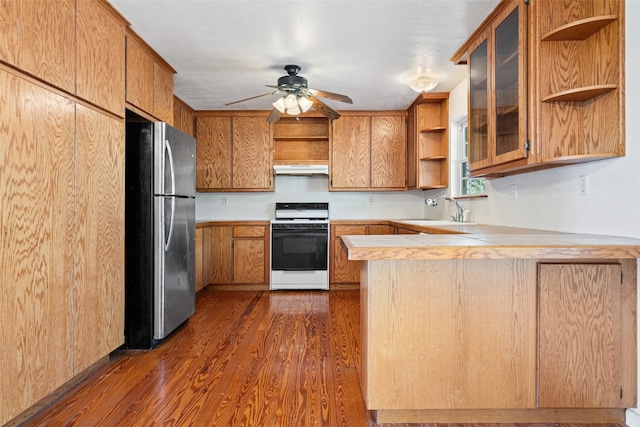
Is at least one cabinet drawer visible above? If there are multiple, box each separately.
[233,226,265,238]
[333,225,367,237]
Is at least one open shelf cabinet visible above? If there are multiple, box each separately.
[407,93,449,190]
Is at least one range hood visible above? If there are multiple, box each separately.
[273,165,329,176]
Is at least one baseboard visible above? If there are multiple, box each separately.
[627,408,640,427]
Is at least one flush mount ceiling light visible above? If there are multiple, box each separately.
[403,69,444,93]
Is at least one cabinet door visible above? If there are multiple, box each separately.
[0,0,76,93]
[491,1,527,166]
[371,115,406,189]
[196,116,232,190]
[74,105,125,373]
[331,225,366,284]
[468,32,492,171]
[331,116,371,189]
[232,117,272,190]
[203,226,233,285]
[0,71,76,421]
[233,239,266,284]
[125,35,154,114]
[153,62,174,124]
[76,0,125,115]
[538,263,624,408]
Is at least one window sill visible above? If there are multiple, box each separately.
[454,194,488,200]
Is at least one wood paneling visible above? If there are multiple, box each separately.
[232,116,272,190]
[76,0,125,115]
[331,115,371,188]
[0,70,76,424]
[0,0,76,93]
[361,259,537,410]
[371,115,406,188]
[125,35,154,114]
[196,116,232,190]
[153,62,174,124]
[233,239,266,284]
[538,263,625,407]
[74,105,125,373]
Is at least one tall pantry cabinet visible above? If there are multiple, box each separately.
[0,0,127,423]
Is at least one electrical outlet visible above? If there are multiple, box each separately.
[579,175,589,196]
[368,196,374,205]
[508,184,517,200]
[222,196,229,206]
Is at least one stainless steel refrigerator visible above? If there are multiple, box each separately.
[125,119,196,348]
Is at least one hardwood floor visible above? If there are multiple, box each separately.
[22,289,626,427]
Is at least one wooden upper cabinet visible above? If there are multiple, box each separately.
[196,116,232,190]
[534,0,624,163]
[76,0,126,116]
[331,112,407,191]
[125,35,154,114]
[371,115,406,188]
[331,115,371,189]
[174,96,195,137]
[196,113,272,192]
[232,116,272,190]
[0,0,76,93]
[153,61,174,123]
[407,93,450,189]
[453,0,624,178]
[125,31,175,123]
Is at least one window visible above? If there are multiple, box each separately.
[459,119,485,195]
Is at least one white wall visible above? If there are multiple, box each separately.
[196,177,426,220]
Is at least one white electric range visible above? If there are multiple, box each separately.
[270,202,330,290]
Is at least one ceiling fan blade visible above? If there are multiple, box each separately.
[308,88,353,104]
[266,108,282,123]
[309,96,341,121]
[225,91,278,106]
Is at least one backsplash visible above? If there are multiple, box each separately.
[196,175,427,221]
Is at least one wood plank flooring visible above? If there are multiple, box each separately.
[21,289,627,427]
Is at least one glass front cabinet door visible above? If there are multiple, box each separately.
[468,0,527,174]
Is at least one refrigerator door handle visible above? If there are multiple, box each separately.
[165,139,176,195]
[165,196,176,252]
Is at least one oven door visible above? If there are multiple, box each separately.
[271,224,328,271]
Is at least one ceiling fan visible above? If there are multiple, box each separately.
[225,64,353,123]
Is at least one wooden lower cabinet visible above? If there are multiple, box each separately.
[330,223,394,286]
[538,262,636,408]
[195,228,203,292]
[201,223,269,288]
[361,257,636,423]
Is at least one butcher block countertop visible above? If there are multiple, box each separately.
[342,221,640,260]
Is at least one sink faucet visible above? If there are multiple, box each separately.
[425,195,464,222]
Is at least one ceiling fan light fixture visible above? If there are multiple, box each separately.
[298,96,313,113]
[287,105,301,115]
[273,97,286,113]
[284,94,298,110]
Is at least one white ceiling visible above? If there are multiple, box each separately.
[109,0,500,112]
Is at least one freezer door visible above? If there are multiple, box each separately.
[154,195,196,340]
[154,122,196,198]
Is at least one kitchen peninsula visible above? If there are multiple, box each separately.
[341,223,640,424]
